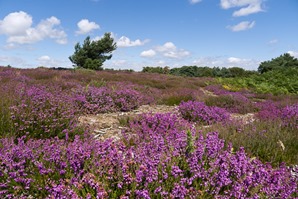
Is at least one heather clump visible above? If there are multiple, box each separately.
[0,115,296,198]
[205,94,257,114]
[178,101,230,125]
[73,85,144,114]
[281,104,298,128]
[158,88,203,106]
[256,100,282,121]
[256,101,298,129]
[203,118,298,167]
[204,85,257,114]
[10,85,79,139]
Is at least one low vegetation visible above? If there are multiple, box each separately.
[0,55,297,198]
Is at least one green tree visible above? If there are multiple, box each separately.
[228,67,246,77]
[69,32,117,70]
[258,53,298,74]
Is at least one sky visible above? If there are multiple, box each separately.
[0,0,298,71]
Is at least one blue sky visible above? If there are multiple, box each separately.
[0,0,298,71]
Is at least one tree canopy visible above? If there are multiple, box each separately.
[69,32,117,70]
[258,53,298,74]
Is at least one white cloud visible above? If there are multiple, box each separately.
[37,55,51,61]
[0,11,67,44]
[288,51,298,58]
[140,49,156,57]
[228,57,242,63]
[156,42,176,52]
[220,0,264,16]
[189,0,202,4]
[227,21,255,31]
[193,56,260,70]
[164,50,190,59]
[76,19,100,35]
[227,56,260,68]
[0,11,32,35]
[37,55,62,67]
[141,42,190,59]
[117,36,149,47]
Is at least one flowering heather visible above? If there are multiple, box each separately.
[256,100,283,121]
[10,85,78,139]
[281,104,298,128]
[205,85,257,114]
[0,114,297,198]
[73,85,144,114]
[178,101,230,125]
[256,100,298,128]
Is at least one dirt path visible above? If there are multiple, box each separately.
[78,105,178,140]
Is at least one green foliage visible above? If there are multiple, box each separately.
[168,66,256,78]
[69,33,117,70]
[219,67,298,94]
[204,95,257,114]
[0,96,13,138]
[185,130,194,156]
[203,120,298,167]
[258,53,298,74]
[142,66,170,74]
[159,95,193,106]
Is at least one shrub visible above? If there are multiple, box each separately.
[178,101,230,125]
[10,85,79,140]
[73,85,143,114]
[281,104,298,128]
[0,117,296,198]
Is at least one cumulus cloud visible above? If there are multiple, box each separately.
[0,11,67,44]
[288,51,298,58]
[220,0,264,16]
[163,50,190,59]
[193,56,260,70]
[227,56,260,68]
[157,42,190,59]
[140,49,156,57]
[141,42,190,59]
[0,11,32,35]
[76,19,100,35]
[117,36,149,47]
[37,55,62,67]
[156,42,176,52]
[227,21,255,31]
[189,0,202,4]
[228,57,243,63]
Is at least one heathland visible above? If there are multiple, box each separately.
[0,65,297,198]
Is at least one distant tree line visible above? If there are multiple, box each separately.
[258,53,298,73]
[142,66,257,78]
[142,53,298,78]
